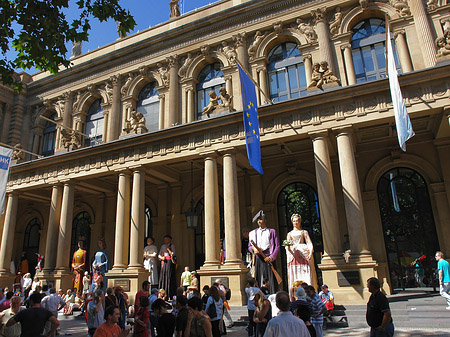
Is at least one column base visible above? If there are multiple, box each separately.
[106,269,150,305]
[52,270,75,291]
[319,253,379,304]
[197,263,249,306]
[0,271,15,289]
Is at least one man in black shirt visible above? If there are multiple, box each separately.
[6,292,59,337]
[366,277,394,337]
[152,299,176,337]
[175,296,188,337]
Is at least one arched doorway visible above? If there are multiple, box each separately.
[277,182,323,288]
[377,167,439,289]
[194,197,225,270]
[71,211,92,270]
[22,218,41,276]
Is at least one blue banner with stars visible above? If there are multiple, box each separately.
[237,64,263,175]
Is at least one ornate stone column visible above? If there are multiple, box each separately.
[129,168,145,269]
[303,54,313,87]
[62,91,73,131]
[0,192,18,274]
[158,93,166,130]
[202,155,220,266]
[108,75,121,141]
[430,183,450,256]
[310,132,341,258]
[168,56,179,127]
[186,87,195,123]
[224,75,233,99]
[312,8,337,74]
[1,103,11,143]
[233,32,248,70]
[341,44,356,85]
[256,67,269,105]
[335,127,371,258]
[408,0,436,67]
[394,30,413,73]
[55,182,75,271]
[223,150,241,264]
[44,184,63,272]
[113,171,131,269]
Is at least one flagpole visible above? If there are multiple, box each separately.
[0,142,43,159]
[235,59,274,106]
[40,115,102,144]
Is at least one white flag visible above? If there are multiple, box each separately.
[386,23,414,151]
[0,146,13,214]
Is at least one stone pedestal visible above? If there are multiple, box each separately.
[106,269,149,305]
[0,275,15,289]
[53,270,75,292]
[197,263,249,306]
[319,255,380,304]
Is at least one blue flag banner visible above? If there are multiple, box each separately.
[0,146,13,214]
[386,23,414,151]
[237,64,263,175]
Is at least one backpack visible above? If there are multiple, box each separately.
[225,287,231,301]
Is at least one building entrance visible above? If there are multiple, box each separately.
[377,167,439,290]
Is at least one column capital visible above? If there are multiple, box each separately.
[220,147,237,155]
[114,168,132,176]
[308,130,329,140]
[340,43,352,51]
[110,74,121,86]
[332,125,354,137]
[302,53,312,60]
[393,29,406,39]
[200,150,219,159]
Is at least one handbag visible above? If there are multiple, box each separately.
[206,298,217,319]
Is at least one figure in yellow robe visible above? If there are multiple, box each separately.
[72,241,87,293]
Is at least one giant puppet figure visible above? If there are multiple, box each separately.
[92,238,109,292]
[248,210,280,294]
[71,241,87,293]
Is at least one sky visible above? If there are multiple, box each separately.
[9,0,222,74]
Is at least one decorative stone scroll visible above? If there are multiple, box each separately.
[273,21,283,35]
[202,88,235,117]
[248,31,267,61]
[219,41,237,65]
[329,7,343,36]
[426,0,438,11]
[307,61,340,90]
[156,63,169,87]
[178,53,194,78]
[389,0,411,17]
[296,18,317,43]
[121,73,134,96]
[359,0,369,9]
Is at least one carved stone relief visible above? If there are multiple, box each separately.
[248,31,267,61]
[121,73,134,96]
[307,61,340,89]
[202,87,235,117]
[273,21,283,35]
[178,53,194,78]
[296,18,317,43]
[389,0,411,17]
[219,41,237,65]
[329,7,343,36]
[156,62,170,87]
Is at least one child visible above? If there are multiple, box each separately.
[93,269,103,292]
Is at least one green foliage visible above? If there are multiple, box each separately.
[0,0,136,90]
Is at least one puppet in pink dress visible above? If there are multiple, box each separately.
[285,213,318,298]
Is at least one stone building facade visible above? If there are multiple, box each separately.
[0,0,450,304]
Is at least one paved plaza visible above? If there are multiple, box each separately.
[58,314,450,337]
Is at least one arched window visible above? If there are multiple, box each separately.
[85,99,104,146]
[71,211,92,265]
[137,83,159,132]
[268,42,307,102]
[277,182,322,286]
[377,167,438,289]
[145,205,153,239]
[23,218,41,276]
[42,113,56,156]
[197,62,224,118]
[351,18,400,83]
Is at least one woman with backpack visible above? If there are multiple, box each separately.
[205,286,223,337]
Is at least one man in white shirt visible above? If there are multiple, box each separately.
[41,288,66,337]
[0,296,24,337]
[248,210,280,294]
[263,291,309,337]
